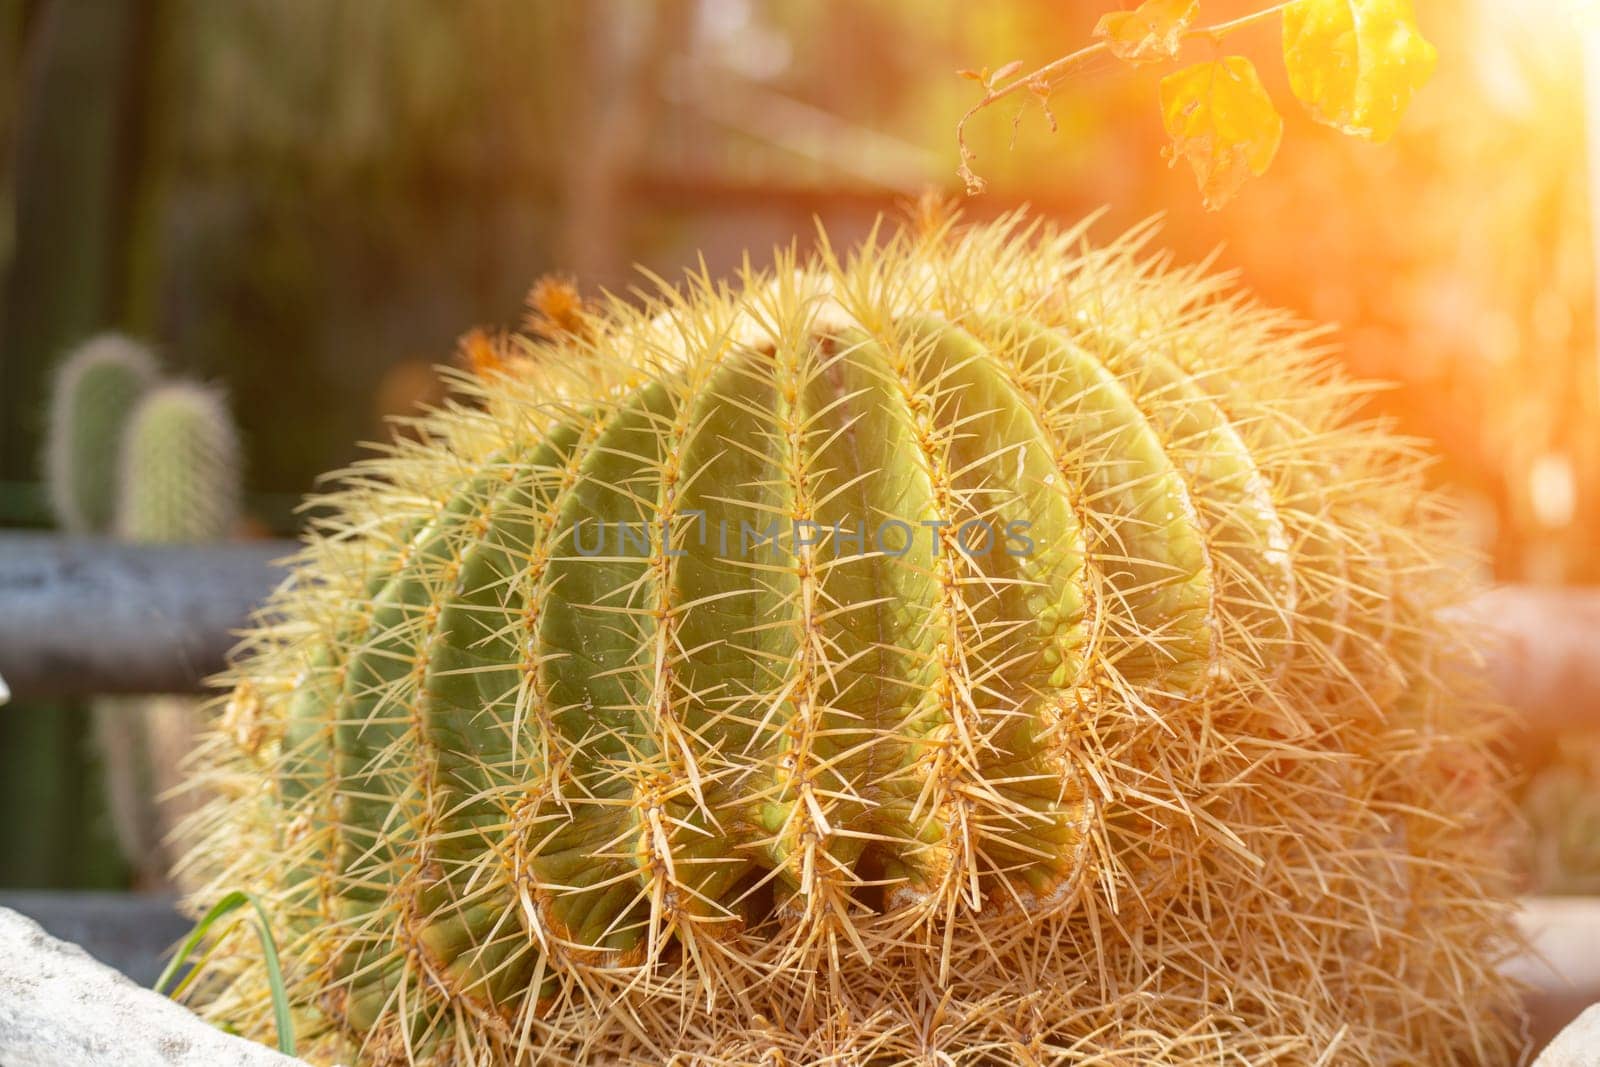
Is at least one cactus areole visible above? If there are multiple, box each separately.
[184,215,1520,1064]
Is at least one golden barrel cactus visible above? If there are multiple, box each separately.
[182,214,1521,1064]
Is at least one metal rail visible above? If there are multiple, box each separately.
[0,533,1597,726]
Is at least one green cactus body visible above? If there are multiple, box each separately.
[115,381,241,542]
[45,333,159,534]
[183,217,1519,1065]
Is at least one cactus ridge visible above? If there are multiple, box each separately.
[181,214,1519,1065]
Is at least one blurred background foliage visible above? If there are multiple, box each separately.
[0,0,1595,888]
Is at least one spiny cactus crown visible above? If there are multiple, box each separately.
[181,213,1518,1066]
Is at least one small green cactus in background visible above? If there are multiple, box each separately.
[180,213,1520,1065]
[45,339,244,887]
[1520,732,1600,895]
[109,383,242,886]
[115,381,242,543]
[45,333,159,534]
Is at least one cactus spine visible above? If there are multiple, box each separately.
[183,214,1519,1065]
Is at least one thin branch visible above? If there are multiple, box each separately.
[955,2,1293,193]
[956,42,1106,194]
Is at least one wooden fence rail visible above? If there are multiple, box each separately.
[0,534,293,700]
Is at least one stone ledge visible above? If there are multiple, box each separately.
[0,905,305,1067]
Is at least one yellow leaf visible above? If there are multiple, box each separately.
[1095,0,1199,63]
[1282,0,1438,143]
[1160,56,1283,211]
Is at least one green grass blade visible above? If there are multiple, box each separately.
[155,890,295,1056]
